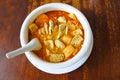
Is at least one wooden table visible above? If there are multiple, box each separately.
[0,0,120,80]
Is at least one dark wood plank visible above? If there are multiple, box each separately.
[0,0,120,80]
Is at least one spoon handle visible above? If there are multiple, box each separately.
[6,38,41,59]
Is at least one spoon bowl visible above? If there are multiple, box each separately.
[6,38,42,59]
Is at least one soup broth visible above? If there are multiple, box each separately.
[28,10,84,63]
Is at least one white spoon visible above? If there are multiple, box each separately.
[6,38,42,59]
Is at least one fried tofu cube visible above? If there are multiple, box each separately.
[71,35,83,47]
[28,23,38,33]
[73,49,79,56]
[67,21,76,31]
[61,35,72,45]
[44,40,54,49]
[72,29,83,36]
[63,45,75,59]
[48,40,54,49]
[49,53,65,63]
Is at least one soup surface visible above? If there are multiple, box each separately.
[28,10,84,63]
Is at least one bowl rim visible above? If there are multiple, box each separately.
[20,3,93,71]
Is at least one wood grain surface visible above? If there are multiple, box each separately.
[0,0,120,80]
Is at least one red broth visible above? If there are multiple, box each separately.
[28,11,84,63]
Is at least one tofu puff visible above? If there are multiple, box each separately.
[28,10,84,63]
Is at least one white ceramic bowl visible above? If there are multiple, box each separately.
[20,3,93,74]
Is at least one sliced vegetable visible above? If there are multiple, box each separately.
[52,31,64,40]
[49,19,54,34]
[39,27,45,34]
[58,16,66,23]
[65,25,68,34]
[59,23,66,31]
[44,23,49,34]
[57,31,64,39]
